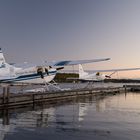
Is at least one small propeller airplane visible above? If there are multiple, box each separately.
[78,64,140,81]
[0,48,110,85]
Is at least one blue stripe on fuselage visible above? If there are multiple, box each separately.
[0,70,57,83]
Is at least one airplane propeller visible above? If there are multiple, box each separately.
[105,71,117,79]
[56,67,64,71]
[105,75,111,78]
[37,66,64,79]
[96,72,111,79]
[37,67,44,79]
[45,68,49,75]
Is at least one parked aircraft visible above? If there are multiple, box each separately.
[0,49,110,84]
[78,64,140,81]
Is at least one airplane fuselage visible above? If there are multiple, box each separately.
[79,73,106,81]
[0,64,57,84]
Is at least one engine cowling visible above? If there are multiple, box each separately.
[37,67,44,79]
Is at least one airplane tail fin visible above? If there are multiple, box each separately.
[0,48,6,68]
[79,64,88,78]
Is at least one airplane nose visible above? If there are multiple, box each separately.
[37,67,44,79]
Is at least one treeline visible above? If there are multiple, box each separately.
[54,73,78,82]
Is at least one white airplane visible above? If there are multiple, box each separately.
[78,64,140,81]
[0,49,110,84]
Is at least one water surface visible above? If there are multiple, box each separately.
[1,92,140,140]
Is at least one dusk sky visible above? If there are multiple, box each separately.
[0,0,140,78]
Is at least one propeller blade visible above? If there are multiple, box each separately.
[45,68,49,75]
[56,67,64,71]
[105,75,111,78]
[37,67,44,79]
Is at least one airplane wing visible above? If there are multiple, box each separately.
[45,58,110,66]
[11,58,110,68]
[92,68,140,73]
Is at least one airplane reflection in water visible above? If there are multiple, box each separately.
[0,96,108,140]
[0,107,56,140]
